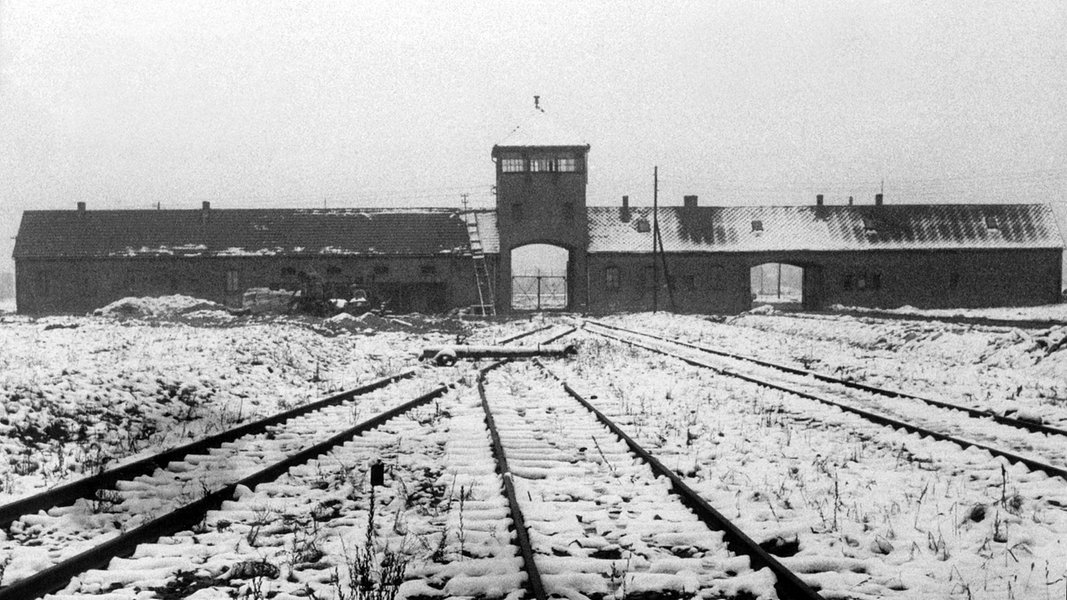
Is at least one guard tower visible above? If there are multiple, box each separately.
[491,98,590,312]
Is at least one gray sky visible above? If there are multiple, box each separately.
[2,1,1066,276]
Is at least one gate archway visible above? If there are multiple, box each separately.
[510,244,569,310]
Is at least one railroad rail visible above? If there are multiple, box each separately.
[0,324,565,599]
[585,321,1067,482]
[734,307,1067,332]
[588,319,1067,439]
[477,360,823,600]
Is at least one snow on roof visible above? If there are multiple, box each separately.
[14,208,475,259]
[495,109,588,148]
[587,204,1065,253]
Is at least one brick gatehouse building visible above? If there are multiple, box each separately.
[13,109,1064,315]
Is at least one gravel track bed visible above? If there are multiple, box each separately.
[556,338,1067,600]
[484,363,777,600]
[44,384,526,600]
[0,370,453,587]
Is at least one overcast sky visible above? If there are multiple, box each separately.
[1,1,1065,275]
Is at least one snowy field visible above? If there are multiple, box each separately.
[0,298,1064,599]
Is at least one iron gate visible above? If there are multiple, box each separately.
[511,275,567,310]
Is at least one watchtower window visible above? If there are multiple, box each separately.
[530,155,578,173]
[751,220,763,233]
[502,157,525,172]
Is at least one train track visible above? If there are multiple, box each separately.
[0,325,562,599]
[477,360,823,600]
[584,320,1067,482]
[736,307,1067,332]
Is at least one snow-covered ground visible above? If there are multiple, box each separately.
[4,300,1066,599]
[0,297,502,505]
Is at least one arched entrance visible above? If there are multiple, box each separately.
[750,263,806,310]
[510,244,569,310]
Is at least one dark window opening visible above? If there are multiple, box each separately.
[421,264,437,276]
[709,265,726,290]
[634,218,651,233]
[326,265,343,276]
[226,270,240,293]
[842,275,852,291]
[985,215,1000,230]
[562,201,574,222]
[751,220,763,233]
[605,266,620,291]
[513,202,524,221]
[281,267,297,278]
[949,272,960,290]
[502,157,524,172]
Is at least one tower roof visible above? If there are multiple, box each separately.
[495,108,588,149]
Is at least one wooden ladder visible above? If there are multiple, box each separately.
[464,213,497,316]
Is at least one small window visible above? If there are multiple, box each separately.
[634,218,651,233]
[421,264,437,276]
[605,266,620,291]
[709,265,726,290]
[226,270,240,292]
[373,265,390,276]
[870,272,882,290]
[562,201,574,222]
[512,202,524,221]
[842,275,852,291]
[863,219,877,234]
[751,220,763,233]
[558,157,577,172]
[985,215,1000,230]
[530,158,551,172]
[502,157,525,172]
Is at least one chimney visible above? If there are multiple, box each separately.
[683,195,698,208]
[620,195,631,222]
[875,193,884,206]
[76,201,86,212]
[848,196,854,206]
[202,201,211,210]
[816,194,824,206]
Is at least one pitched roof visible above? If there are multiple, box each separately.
[495,109,588,148]
[587,204,1064,253]
[14,208,473,259]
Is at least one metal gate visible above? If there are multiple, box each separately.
[511,275,567,310]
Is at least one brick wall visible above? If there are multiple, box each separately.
[16,255,489,315]
[587,248,1063,314]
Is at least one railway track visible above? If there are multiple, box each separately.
[478,360,823,600]
[737,307,1067,332]
[0,325,563,599]
[585,320,1067,482]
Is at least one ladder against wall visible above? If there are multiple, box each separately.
[464,213,497,316]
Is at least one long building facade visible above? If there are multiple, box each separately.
[13,110,1065,315]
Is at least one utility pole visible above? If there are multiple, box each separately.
[461,193,470,212]
[777,262,782,299]
[652,166,659,313]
